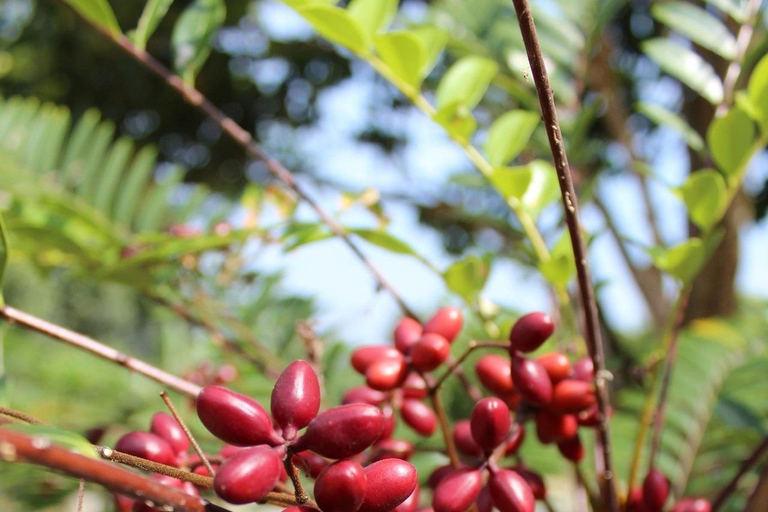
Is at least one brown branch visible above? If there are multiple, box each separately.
[712,435,768,512]
[509,1,618,510]
[0,305,202,397]
[0,406,47,425]
[96,445,213,488]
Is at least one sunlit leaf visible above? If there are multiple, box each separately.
[62,0,121,36]
[489,160,559,218]
[651,2,736,59]
[347,0,397,36]
[171,0,226,84]
[299,4,370,54]
[433,102,477,142]
[410,26,448,79]
[374,32,427,88]
[637,102,705,152]
[748,53,768,130]
[538,231,575,287]
[707,108,755,178]
[132,0,175,50]
[435,56,498,110]
[350,228,419,256]
[443,254,492,304]
[706,0,746,22]
[649,237,706,284]
[484,110,540,166]
[679,169,728,232]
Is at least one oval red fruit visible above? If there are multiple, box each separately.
[213,445,282,504]
[535,411,577,444]
[510,356,553,406]
[476,486,493,512]
[296,404,385,459]
[423,307,463,343]
[410,334,451,372]
[402,373,429,399]
[572,357,594,382]
[536,353,572,383]
[556,435,584,462]
[504,426,526,455]
[293,450,329,478]
[670,498,711,512]
[271,360,321,440]
[197,386,281,446]
[359,459,418,512]
[470,397,511,453]
[512,466,546,500]
[489,469,535,512]
[373,439,415,461]
[551,379,596,414]
[366,356,409,391]
[626,488,648,512]
[314,460,368,512]
[352,346,402,375]
[343,386,388,406]
[453,419,483,458]
[392,484,420,512]
[433,468,483,512]
[643,468,670,511]
[400,399,437,436]
[149,412,189,457]
[427,464,455,489]
[475,355,514,396]
[395,317,423,354]
[115,432,178,467]
[508,312,554,353]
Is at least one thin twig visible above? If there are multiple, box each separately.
[433,341,509,391]
[284,449,314,506]
[0,406,47,425]
[96,445,213,488]
[76,479,85,512]
[430,390,460,469]
[160,391,215,477]
[711,435,768,512]
[509,1,618,510]
[0,305,202,397]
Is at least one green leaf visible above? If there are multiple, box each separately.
[484,110,540,166]
[132,0,175,50]
[347,0,398,36]
[642,38,724,105]
[489,160,560,218]
[707,108,756,177]
[284,223,333,251]
[538,231,575,287]
[62,0,121,36]
[489,166,532,204]
[374,32,427,89]
[679,169,728,232]
[715,397,768,435]
[649,237,706,284]
[747,53,768,130]
[435,56,498,110]
[443,254,492,304]
[706,0,746,22]
[4,424,99,459]
[113,146,158,227]
[171,0,226,85]
[350,228,418,256]
[651,2,736,59]
[637,102,705,152]
[433,102,477,142]
[92,136,134,212]
[0,211,8,305]
[299,5,370,54]
[410,26,447,79]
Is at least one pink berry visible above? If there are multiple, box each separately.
[395,317,423,354]
[392,484,420,512]
[470,397,511,454]
[510,356,553,406]
[536,353,572,383]
[400,399,437,436]
[410,333,451,372]
[149,412,189,457]
[508,312,554,353]
[550,379,596,413]
[572,357,594,382]
[670,498,711,512]
[196,385,281,446]
[643,468,670,511]
[453,419,483,458]
[343,386,388,406]
[433,468,483,512]
[115,432,178,467]
[314,460,368,512]
[535,411,577,444]
[296,404,385,459]
[373,439,415,461]
[512,466,546,500]
[489,469,535,512]
[359,459,418,512]
[475,355,515,396]
[556,434,584,462]
[351,346,402,374]
[366,356,409,391]
[213,445,282,504]
[423,307,464,343]
[115,495,135,512]
[271,360,321,440]
[402,373,429,399]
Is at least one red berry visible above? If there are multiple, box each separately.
[115,432,178,467]
[670,498,711,512]
[342,386,388,406]
[475,355,515,396]
[196,386,281,446]
[352,346,402,374]
[512,466,545,500]
[476,486,493,512]
[359,459,418,512]
[366,356,409,391]
[400,399,437,436]
[153,474,199,496]
[504,426,526,455]
[282,508,318,512]
[373,439,415,461]
[535,411,577,444]
[402,373,429,399]
[392,484,420,512]
[551,379,596,413]
[296,404,385,459]
[572,357,594,382]
[219,444,245,459]
[380,407,397,440]
[536,353,572,383]
[213,445,282,504]
[510,356,553,406]
[192,463,218,477]
[427,464,455,489]
[271,360,321,440]
[115,495,135,512]
[470,397,511,453]
[149,412,189,457]
[423,307,463,343]
[643,468,670,512]
[292,450,329,478]
[395,317,423,354]
[489,469,535,512]
[508,313,554,353]
[556,435,584,462]
[433,468,484,512]
[314,460,368,512]
[410,333,451,372]
[626,488,648,512]
[453,419,483,458]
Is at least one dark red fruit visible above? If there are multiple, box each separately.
[282,507,318,512]
[475,355,515,396]
[296,404,385,459]
[293,450,329,478]
[380,407,397,440]
[395,317,423,354]
[470,397,511,453]
[453,419,483,458]
[392,484,420,512]
[196,386,281,446]
[536,353,572,383]
[352,346,402,374]
[359,459,418,512]
[192,464,218,477]
[427,464,455,489]
[271,360,321,440]
[504,426,526,455]
[572,357,594,382]
[643,468,670,512]
[115,432,178,467]
[423,307,463,343]
[314,460,368,512]
[535,411,577,444]
[149,412,189,457]
[556,435,584,462]
[343,386,387,406]
[433,468,483,512]
[510,356,553,406]
[508,312,554,353]
[670,498,711,512]
[489,469,535,512]
[551,379,596,413]
[213,445,282,504]
[400,399,437,436]
[366,356,409,391]
[626,488,648,512]
[512,466,545,500]
[153,474,199,496]
[219,444,245,459]
[373,439,415,461]
[402,373,429,399]
[410,334,451,372]
[115,495,134,512]
[476,486,493,512]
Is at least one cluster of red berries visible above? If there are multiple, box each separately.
[627,468,711,512]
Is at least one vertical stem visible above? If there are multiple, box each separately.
[711,435,768,512]
[508,1,618,510]
[159,391,215,477]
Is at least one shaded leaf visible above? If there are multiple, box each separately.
[171,0,226,84]
[707,108,756,177]
[374,31,427,89]
[484,110,540,166]
[716,397,768,435]
[538,231,575,287]
[706,0,746,22]
[443,254,492,304]
[435,56,498,110]
[132,0,175,50]
[679,169,728,231]
[347,0,397,36]
[433,102,477,141]
[637,102,705,152]
[649,237,706,284]
[642,38,724,104]
[63,0,121,36]
[651,2,736,59]
[299,4,370,54]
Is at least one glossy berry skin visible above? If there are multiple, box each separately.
[351,346,402,374]
[115,432,178,467]
[489,469,535,512]
[427,464,455,489]
[342,386,387,406]
[572,357,594,382]
[470,397,511,453]
[508,312,554,353]
[394,317,423,354]
[410,334,451,372]
[670,499,711,512]
[423,307,463,343]
[359,459,418,512]
[433,468,484,512]
[453,419,483,458]
[366,356,409,391]
[293,450,329,478]
[213,446,282,504]
[373,439,415,461]
[196,386,281,446]
[400,399,437,436]
[551,379,596,413]
[625,488,648,512]
[510,356,553,406]
[643,468,670,512]
[535,411,577,444]
[512,467,545,500]
[475,355,515,396]
[296,404,385,459]
[536,353,572,383]
[392,484,420,512]
[402,373,429,399]
[557,435,584,462]
[271,360,321,440]
[314,460,368,512]
[149,412,189,457]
